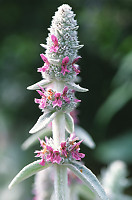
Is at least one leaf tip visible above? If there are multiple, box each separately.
[27,85,32,90]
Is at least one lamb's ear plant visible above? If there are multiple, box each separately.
[8,4,108,200]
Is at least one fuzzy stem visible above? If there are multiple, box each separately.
[52,81,68,200]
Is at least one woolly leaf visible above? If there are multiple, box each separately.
[75,126,95,149]
[67,82,88,92]
[22,128,52,150]
[65,113,74,133]
[8,160,51,189]
[27,79,52,90]
[65,161,108,200]
[40,44,47,49]
[29,112,57,134]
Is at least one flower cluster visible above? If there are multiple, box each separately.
[38,52,81,82]
[35,85,81,112]
[35,135,85,166]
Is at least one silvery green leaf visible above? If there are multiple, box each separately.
[72,45,84,49]
[40,44,47,49]
[66,82,88,92]
[8,160,51,189]
[65,113,74,133]
[29,112,57,134]
[27,79,52,90]
[64,161,108,200]
[75,126,95,149]
[22,128,52,150]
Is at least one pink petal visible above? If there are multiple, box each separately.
[36,90,44,96]
[72,56,81,65]
[39,158,45,166]
[63,86,68,94]
[40,54,49,64]
[51,34,58,45]
[34,98,41,104]
[74,99,81,103]
[62,56,69,65]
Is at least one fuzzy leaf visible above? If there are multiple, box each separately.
[8,160,51,189]
[64,161,108,200]
[75,126,95,149]
[22,128,52,150]
[27,79,52,90]
[40,44,47,49]
[72,45,84,49]
[66,82,88,92]
[65,113,74,133]
[29,112,57,134]
[95,82,132,129]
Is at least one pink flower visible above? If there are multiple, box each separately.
[39,157,46,166]
[35,86,47,109]
[60,141,67,157]
[34,150,46,166]
[71,140,85,160]
[37,54,50,72]
[72,56,81,75]
[35,97,47,110]
[46,145,54,163]
[50,35,59,53]
[74,98,81,103]
[61,56,70,75]
[62,86,70,103]
[71,151,85,160]
[52,93,62,108]
[53,150,61,164]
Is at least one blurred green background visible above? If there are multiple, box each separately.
[0,0,132,199]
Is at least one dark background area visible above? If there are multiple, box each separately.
[0,0,132,199]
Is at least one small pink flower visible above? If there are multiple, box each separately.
[72,56,81,65]
[71,151,85,160]
[50,35,59,53]
[62,86,70,103]
[35,97,47,110]
[74,98,81,103]
[52,93,62,108]
[72,56,81,75]
[37,54,50,72]
[53,150,61,164]
[60,141,67,157]
[71,140,85,160]
[34,150,46,166]
[46,145,54,163]
[39,157,46,166]
[35,87,47,109]
[61,56,70,75]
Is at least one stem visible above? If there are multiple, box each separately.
[52,81,68,200]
